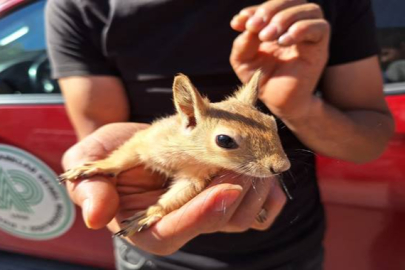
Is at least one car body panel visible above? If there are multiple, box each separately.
[0,0,25,17]
[0,0,404,269]
[0,104,115,269]
[318,93,405,270]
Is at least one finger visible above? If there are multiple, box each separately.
[277,19,330,46]
[250,180,287,231]
[60,123,150,229]
[118,190,165,213]
[259,3,324,41]
[230,6,258,32]
[127,182,246,255]
[245,0,306,33]
[66,177,119,229]
[222,177,274,232]
[117,166,167,193]
[62,140,119,230]
[230,30,261,65]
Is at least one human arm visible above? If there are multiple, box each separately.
[230,0,394,163]
[290,57,394,163]
[59,76,129,139]
[45,0,130,139]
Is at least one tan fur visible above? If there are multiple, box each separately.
[59,70,290,236]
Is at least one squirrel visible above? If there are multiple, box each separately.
[58,70,291,237]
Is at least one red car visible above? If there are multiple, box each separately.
[0,0,404,269]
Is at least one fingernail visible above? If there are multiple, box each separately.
[255,8,268,22]
[240,9,252,17]
[82,199,93,229]
[214,186,242,212]
[259,24,278,41]
[246,15,265,30]
[278,33,293,46]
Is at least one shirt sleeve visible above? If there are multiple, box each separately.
[328,0,380,66]
[45,0,117,79]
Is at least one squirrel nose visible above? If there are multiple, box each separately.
[269,159,291,174]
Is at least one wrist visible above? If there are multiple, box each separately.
[278,96,323,132]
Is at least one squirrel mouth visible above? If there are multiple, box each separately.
[236,168,278,179]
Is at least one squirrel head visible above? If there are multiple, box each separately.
[172,71,290,178]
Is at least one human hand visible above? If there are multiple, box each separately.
[62,123,287,255]
[230,0,330,121]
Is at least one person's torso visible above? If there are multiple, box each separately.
[77,1,327,268]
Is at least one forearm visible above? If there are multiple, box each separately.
[59,76,130,140]
[281,96,395,163]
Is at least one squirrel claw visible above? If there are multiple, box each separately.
[113,229,127,238]
[137,223,148,232]
[115,212,162,237]
[57,176,66,184]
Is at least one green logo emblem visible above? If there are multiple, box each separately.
[0,144,75,240]
[0,168,44,213]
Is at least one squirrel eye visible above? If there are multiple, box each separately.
[216,134,238,149]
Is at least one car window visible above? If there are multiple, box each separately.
[0,0,60,95]
[372,0,405,84]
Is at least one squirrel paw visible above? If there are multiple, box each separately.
[58,162,117,183]
[115,207,164,237]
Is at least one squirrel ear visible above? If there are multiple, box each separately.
[173,74,208,128]
[234,70,261,106]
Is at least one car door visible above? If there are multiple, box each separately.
[0,1,114,268]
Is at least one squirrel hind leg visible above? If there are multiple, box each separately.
[115,177,209,236]
[116,206,164,237]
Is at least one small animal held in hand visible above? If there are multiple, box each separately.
[59,71,291,236]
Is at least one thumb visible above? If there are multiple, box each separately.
[61,130,120,230]
[66,177,119,229]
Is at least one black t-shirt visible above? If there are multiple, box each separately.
[46,0,379,269]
